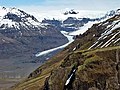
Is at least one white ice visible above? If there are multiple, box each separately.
[69,21,99,36]
[35,31,74,57]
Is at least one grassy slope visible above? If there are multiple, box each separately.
[12,46,120,90]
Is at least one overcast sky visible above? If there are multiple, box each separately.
[0,0,120,11]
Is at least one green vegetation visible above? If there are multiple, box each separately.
[12,46,120,90]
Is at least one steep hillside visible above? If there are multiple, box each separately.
[12,46,120,90]
[12,10,120,90]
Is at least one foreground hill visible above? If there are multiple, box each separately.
[12,9,120,90]
[12,46,120,90]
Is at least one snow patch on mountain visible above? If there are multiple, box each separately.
[69,21,99,35]
[0,7,42,29]
[88,18,120,49]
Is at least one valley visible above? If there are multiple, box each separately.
[0,5,120,90]
[12,8,120,90]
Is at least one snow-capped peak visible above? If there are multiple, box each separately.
[0,6,41,29]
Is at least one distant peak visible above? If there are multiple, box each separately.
[2,7,6,10]
[63,9,79,15]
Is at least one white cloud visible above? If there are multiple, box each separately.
[17,0,120,21]
[18,5,106,22]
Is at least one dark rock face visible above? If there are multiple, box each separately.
[0,25,67,55]
[42,19,62,27]
[43,77,50,90]
[63,17,91,25]
[4,13,21,22]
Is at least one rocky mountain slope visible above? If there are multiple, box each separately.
[12,9,120,90]
[0,7,68,55]
[0,6,68,89]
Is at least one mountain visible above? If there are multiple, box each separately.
[0,6,68,88]
[0,7,68,53]
[12,9,120,90]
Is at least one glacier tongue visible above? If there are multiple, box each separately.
[35,20,99,57]
[69,21,99,35]
[35,31,74,57]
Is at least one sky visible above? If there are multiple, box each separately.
[0,0,120,11]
